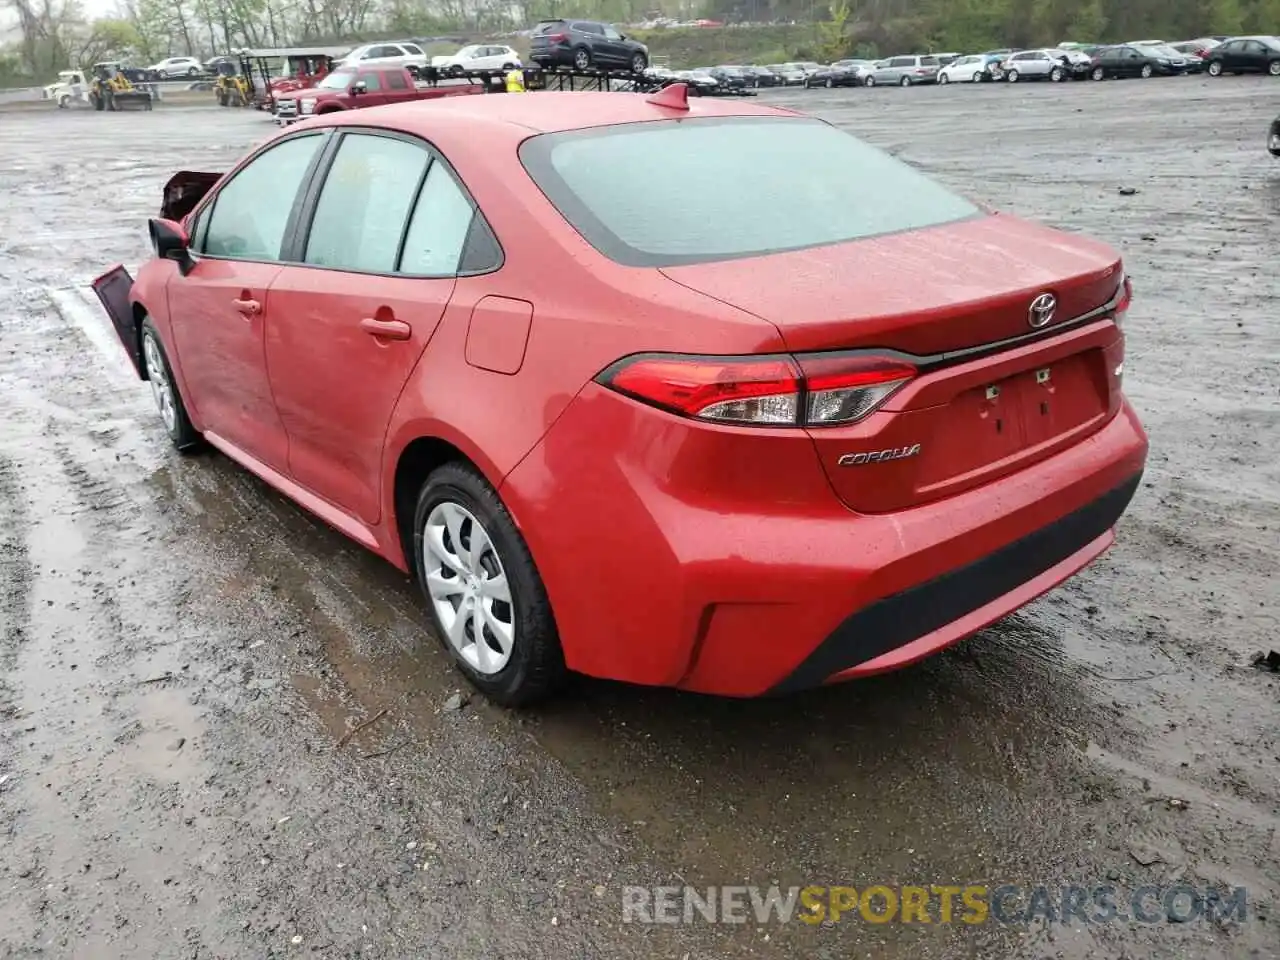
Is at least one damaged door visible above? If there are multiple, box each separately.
[90,264,144,377]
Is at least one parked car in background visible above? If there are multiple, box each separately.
[148,56,204,79]
[797,60,824,77]
[867,54,940,86]
[1269,113,1280,155]
[1171,38,1220,59]
[1088,44,1187,79]
[804,61,867,87]
[1002,49,1069,82]
[673,69,719,93]
[1204,36,1280,76]
[530,19,649,72]
[335,41,428,75]
[1133,41,1203,72]
[281,65,480,121]
[742,65,783,87]
[708,65,750,89]
[767,62,808,85]
[934,52,962,65]
[432,44,521,75]
[937,54,991,83]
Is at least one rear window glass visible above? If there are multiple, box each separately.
[519,117,981,268]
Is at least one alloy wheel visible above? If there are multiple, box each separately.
[422,501,515,676]
[143,333,177,433]
[1141,64,1152,78]
[1269,61,1280,76]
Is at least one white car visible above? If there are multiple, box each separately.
[1001,48,1070,82]
[148,56,204,78]
[335,41,428,73]
[42,69,87,105]
[431,44,522,75]
[936,54,992,83]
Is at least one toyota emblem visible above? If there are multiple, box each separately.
[1028,292,1057,329]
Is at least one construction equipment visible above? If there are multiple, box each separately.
[89,64,153,111]
[213,57,252,107]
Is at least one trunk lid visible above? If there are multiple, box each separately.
[661,214,1127,513]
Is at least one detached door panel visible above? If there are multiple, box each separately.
[267,131,481,525]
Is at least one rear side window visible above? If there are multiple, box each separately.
[304,133,430,273]
[402,43,424,55]
[400,162,476,275]
[387,70,408,89]
[520,117,980,268]
[203,134,322,261]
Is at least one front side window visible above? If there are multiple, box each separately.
[603,26,622,40]
[318,70,355,89]
[520,117,981,268]
[203,134,322,261]
[304,133,430,273]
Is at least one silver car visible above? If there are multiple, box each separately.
[1002,48,1070,82]
[866,54,940,87]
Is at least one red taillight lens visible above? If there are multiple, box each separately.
[548,31,567,42]
[1113,273,1132,325]
[598,352,916,427]
[796,354,917,425]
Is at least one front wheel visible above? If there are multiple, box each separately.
[973,71,984,82]
[1091,66,1105,81]
[1007,69,1019,82]
[413,463,565,706]
[899,75,911,87]
[1268,118,1280,156]
[864,75,875,87]
[824,77,833,87]
[1207,61,1222,76]
[141,318,201,452]
[187,66,199,77]
[1140,64,1153,78]
[630,53,647,73]
[1268,60,1280,76]
[938,72,950,84]
[1050,66,1064,82]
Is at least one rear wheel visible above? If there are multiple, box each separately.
[824,77,833,87]
[187,66,199,77]
[973,71,984,82]
[413,462,565,706]
[1050,66,1064,81]
[899,75,911,86]
[141,318,201,452]
[938,72,950,84]
[1208,60,1222,76]
[573,47,592,70]
[864,75,875,87]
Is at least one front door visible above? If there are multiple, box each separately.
[266,130,482,524]
[169,131,327,471]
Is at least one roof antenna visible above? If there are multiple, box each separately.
[646,81,689,110]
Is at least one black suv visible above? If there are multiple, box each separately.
[530,19,649,73]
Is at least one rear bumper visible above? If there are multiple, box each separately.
[502,386,1148,697]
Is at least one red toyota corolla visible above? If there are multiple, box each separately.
[93,85,1147,705]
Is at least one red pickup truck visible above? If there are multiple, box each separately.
[276,65,483,124]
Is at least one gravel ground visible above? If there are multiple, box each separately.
[0,76,1277,960]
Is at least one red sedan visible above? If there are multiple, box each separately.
[93,84,1148,705]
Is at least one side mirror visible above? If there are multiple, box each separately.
[351,81,366,94]
[149,218,193,275]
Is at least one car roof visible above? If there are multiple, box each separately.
[317,90,799,139]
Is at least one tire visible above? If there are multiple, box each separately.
[630,52,647,73]
[502,62,516,70]
[92,93,103,110]
[1050,66,1063,81]
[1207,61,1222,76]
[938,72,949,84]
[1091,66,1105,81]
[58,94,69,108]
[973,71,984,82]
[413,462,565,706]
[573,47,591,70]
[864,75,875,87]
[140,318,201,452]
[824,77,833,87]
[1268,118,1280,156]
[1140,64,1153,78]
[1007,69,1019,82]
[899,75,911,87]
[1269,60,1280,77]
[187,66,199,77]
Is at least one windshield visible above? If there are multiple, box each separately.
[317,69,355,89]
[1147,44,1183,57]
[519,117,980,268]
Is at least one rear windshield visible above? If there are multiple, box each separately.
[518,117,980,267]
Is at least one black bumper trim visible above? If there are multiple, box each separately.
[769,472,1143,695]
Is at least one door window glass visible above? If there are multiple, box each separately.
[202,134,322,261]
[399,161,476,276]
[357,71,381,90]
[304,133,430,273]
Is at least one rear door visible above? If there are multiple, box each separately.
[265,130,486,524]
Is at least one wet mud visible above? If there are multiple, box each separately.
[1,78,1277,959]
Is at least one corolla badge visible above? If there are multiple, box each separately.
[838,444,922,467]
[1028,292,1057,329]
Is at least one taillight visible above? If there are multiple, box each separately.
[548,31,567,42]
[597,352,916,427]
[1113,273,1132,325]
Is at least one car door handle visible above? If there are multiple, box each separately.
[360,317,411,341]
[232,297,261,315]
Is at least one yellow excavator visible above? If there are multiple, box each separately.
[212,56,253,106]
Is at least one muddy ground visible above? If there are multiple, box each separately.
[1,77,1277,960]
